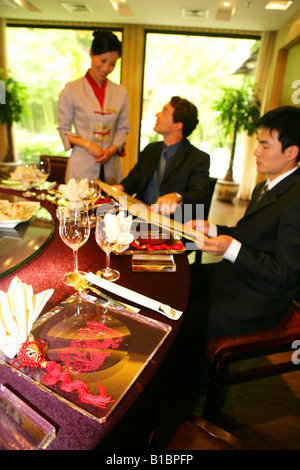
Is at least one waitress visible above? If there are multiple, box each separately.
[57,30,130,184]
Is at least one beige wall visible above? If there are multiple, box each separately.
[265,9,300,112]
[279,41,300,107]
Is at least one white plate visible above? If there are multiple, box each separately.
[0,200,40,228]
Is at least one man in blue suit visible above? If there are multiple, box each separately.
[188,105,300,339]
[114,96,210,221]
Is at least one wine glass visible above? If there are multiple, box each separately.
[38,158,51,183]
[58,206,90,286]
[95,214,120,282]
[89,179,101,227]
[36,158,51,199]
[21,162,38,197]
[77,178,100,227]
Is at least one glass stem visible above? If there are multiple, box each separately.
[106,252,110,271]
[73,249,79,272]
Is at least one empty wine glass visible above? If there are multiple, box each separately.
[21,162,38,197]
[95,214,120,282]
[38,158,51,183]
[58,206,90,286]
[78,178,100,227]
[90,179,101,227]
[36,158,51,199]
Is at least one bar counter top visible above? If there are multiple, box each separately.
[0,186,191,450]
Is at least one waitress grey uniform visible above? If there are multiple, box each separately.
[57,74,130,184]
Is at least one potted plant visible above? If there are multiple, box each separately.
[213,85,261,201]
[0,70,27,162]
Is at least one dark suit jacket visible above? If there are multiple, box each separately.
[120,138,210,220]
[207,167,300,336]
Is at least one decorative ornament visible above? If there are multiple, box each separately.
[11,338,113,409]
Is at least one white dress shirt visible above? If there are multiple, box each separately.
[208,167,298,263]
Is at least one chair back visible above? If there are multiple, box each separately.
[40,155,67,184]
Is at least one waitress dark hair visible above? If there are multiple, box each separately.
[91,30,122,57]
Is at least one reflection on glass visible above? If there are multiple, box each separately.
[58,206,90,286]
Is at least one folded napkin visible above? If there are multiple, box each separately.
[104,211,134,252]
[85,272,182,320]
[0,277,53,359]
[9,164,46,186]
[58,178,81,204]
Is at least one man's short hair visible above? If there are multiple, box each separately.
[257,106,300,159]
[170,96,199,137]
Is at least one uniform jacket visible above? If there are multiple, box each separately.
[57,76,130,184]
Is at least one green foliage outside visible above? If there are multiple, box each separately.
[6,27,259,179]
[0,69,27,161]
[6,27,121,163]
[213,85,261,181]
[143,33,259,179]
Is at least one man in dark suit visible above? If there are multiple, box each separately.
[188,105,300,340]
[114,96,210,221]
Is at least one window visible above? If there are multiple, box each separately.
[6,27,122,162]
[142,32,259,181]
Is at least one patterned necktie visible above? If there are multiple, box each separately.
[257,183,268,201]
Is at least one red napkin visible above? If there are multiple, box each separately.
[131,239,183,251]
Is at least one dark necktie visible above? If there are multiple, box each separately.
[257,183,268,201]
[157,150,168,185]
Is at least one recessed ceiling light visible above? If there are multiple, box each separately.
[265,1,293,10]
[62,3,92,13]
[216,0,237,20]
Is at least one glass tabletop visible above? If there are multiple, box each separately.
[0,194,54,279]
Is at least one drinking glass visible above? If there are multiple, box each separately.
[78,178,100,227]
[36,158,51,199]
[58,206,90,285]
[38,158,51,183]
[21,163,38,197]
[95,215,120,281]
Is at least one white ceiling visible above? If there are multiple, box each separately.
[0,0,299,33]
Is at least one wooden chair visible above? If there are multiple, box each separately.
[40,155,67,185]
[202,299,300,421]
[167,417,255,450]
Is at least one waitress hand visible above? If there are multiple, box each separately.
[94,145,118,164]
[85,141,103,158]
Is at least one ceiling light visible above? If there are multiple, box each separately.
[182,8,209,19]
[8,0,41,10]
[62,3,92,12]
[216,0,237,21]
[109,0,133,15]
[265,1,293,10]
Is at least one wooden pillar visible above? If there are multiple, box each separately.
[120,24,145,178]
[0,18,8,162]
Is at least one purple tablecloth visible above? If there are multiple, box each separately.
[0,187,191,450]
